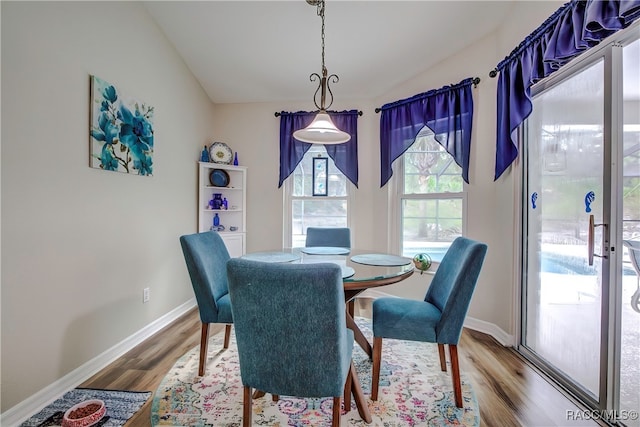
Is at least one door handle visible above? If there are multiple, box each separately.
[588,214,608,266]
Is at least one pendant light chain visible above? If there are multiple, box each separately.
[319,0,326,74]
[315,0,333,112]
[293,0,350,144]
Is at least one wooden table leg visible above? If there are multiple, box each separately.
[345,311,372,358]
[349,362,372,423]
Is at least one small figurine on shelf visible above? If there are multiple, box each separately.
[233,152,239,166]
[222,197,228,210]
[213,213,220,227]
[200,145,210,162]
[212,193,223,209]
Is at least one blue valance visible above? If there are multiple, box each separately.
[278,110,359,188]
[378,78,475,187]
[494,0,640,180]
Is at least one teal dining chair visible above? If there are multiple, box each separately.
[305,227,351,248]
[370,236,488,408]
[179,231,233,376]
[304,226,356,335]
[227,258,369,427]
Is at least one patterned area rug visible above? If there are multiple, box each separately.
[152,318,479,426]
[20,388,151,426]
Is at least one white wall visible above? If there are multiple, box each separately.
[214,1,564,339]
[1,1,215,410]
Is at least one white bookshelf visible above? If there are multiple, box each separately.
[198,162,247,257]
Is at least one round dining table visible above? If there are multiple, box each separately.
[241,247,415,356]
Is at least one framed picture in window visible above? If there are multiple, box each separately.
[312,156,328,196]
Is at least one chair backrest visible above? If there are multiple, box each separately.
[179,231,231,323]
[424,236,488,344]
[305,227,351,248]
[227,258,352,398]
[623,240,640,275]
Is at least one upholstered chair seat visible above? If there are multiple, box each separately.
[372,298,441,342]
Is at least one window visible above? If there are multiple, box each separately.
[391,128,466,262]
[284,145,351,248]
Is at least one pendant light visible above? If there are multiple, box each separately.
[293,0,350,144]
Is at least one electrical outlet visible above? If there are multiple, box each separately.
[143,287,150,303]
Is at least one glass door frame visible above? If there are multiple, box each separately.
[517,29,635,415]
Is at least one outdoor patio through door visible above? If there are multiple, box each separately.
[521,38,639,426]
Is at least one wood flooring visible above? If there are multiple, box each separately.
[80,303,603,427]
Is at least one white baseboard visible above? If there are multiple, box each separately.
[357,289,395,299]
[463,316,515,347]
[0,298,197,426]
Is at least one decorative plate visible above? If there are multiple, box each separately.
[209,169,230,187]
[240,252,301,263]
[341,266,355,279]
[209,142,233,164]
[350,253,412,266]
[301,246,350,255]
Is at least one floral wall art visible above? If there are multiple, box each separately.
[90,75,154,175]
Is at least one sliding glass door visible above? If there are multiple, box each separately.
[523,57,606,400]
[521,34,639,426]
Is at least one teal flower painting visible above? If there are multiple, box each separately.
[90,75,154,176]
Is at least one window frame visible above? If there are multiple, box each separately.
[283,147,353,248]
[388,136,467,261]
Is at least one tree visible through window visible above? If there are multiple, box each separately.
[398,128,465,261]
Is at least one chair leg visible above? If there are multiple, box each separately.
[438,343,447,372]
[449,344,463,408]
[224,324,232,349]
[371,336,382,401]
[198,323,210,376]
[343,363,352,412]
[243,386,252,427]
[332,396,342,427]
[331,396,342,427]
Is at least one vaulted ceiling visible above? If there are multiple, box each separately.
[143,1,516,105]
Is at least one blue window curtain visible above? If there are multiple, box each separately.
[493,0,640,180]
[278,110,359,188]
[378,78,475,187]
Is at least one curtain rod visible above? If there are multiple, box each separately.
[374,77,481,113]
[274,110,363,117]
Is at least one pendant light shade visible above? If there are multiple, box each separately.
[294,0,350,145]
[293,112,350,144]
